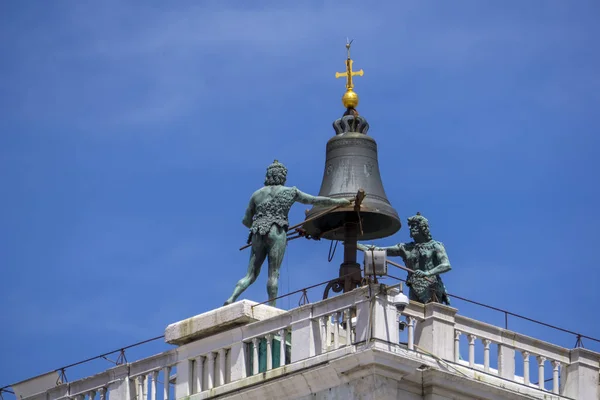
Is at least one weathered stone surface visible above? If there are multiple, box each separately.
[164,300,286,345]
[11,371,60,400]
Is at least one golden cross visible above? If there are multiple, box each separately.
[335,40,364,90]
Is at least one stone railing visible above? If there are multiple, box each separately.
[455,314,569,393]
[20,350,178,400]
[411,301,599,399]
[10,285,600,400]
[171,290,362,397]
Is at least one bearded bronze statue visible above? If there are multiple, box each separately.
[358,213,452,305]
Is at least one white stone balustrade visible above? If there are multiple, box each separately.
[166,292,367,398]
[316,306,355,354]
[451,311,570,394]
[12,286,600,400]
[20,351,177,400]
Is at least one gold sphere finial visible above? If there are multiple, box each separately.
[342,90,359,109]
[335,39,364,110]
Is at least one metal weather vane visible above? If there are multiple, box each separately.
[335,38,364,109]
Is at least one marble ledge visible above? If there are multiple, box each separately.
[165,299,287,346]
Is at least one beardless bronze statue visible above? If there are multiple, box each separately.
[224,160,351,307]
[358,213,452,305]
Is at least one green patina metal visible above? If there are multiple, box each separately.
[358,213,452,305]
[247,332,292,375]
[224,160,350,307]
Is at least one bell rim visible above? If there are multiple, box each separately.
[302,205,402,242]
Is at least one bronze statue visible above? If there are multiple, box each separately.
[224,160,351,307]
[358,213,452,305]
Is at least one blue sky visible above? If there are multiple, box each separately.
[1,0,599,388]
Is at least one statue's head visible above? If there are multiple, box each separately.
[407,212,432,242]
[264,160,287,186]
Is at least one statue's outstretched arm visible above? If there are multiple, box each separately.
[242,197,255,228]
[295,189,351,207]
[427,243,452,276]
[357,243,405,257]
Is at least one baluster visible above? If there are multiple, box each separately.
[99,388,106,400]
[551,360,560,394]
[88,390,95,400]
[454,330,461,362]
[319,317,327,353]
[195,355,204,393]
[522,351,530,385]
[137,375,145,400]
[218,348,226,385]
[135,377,141,400]
[150,371,158,400]
[482,339,491,372]
[325,315,332,350]
[266,334,273,370]
[163,366,171,400]
[279,328,287,366]
[143,374,148,400]
[537,356,546,390]
[467,334,476,368]
[137,375,146,400]
[334,312,340,350]
[344,309,352,345]
[207,352,215,390]
[151,371,158,400]
[252,338,259,375]
[187,360,193,396]
[406,316,415,351]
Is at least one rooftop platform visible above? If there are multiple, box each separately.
[6,285,600,399]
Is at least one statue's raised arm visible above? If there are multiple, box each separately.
[296,190,351,208]
[357,242,406,258]
[225,160,350,307]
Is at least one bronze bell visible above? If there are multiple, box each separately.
[302,113,401,241]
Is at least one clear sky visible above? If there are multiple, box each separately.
[1,0,599,389]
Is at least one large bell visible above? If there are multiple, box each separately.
[302,113,401,241]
